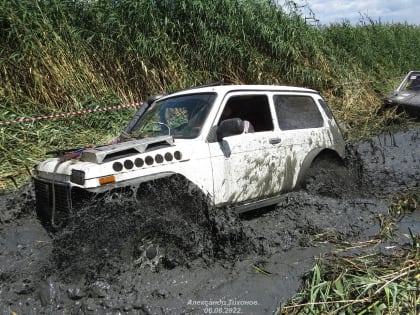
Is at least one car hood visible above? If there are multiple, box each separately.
[80,135,174,164]
[35,135,181,177]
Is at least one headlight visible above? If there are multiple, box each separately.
[70,169,85,185]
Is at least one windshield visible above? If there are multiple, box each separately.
[128,93,216,139]
[401,72,420,91]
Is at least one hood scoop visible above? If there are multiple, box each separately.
[80,135,174,164]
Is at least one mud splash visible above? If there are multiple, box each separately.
[0,126,419,314]
[52,176,255,282]
[0,182,35,223]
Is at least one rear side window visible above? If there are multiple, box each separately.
[318,99,333,119]
[274,95,324,130]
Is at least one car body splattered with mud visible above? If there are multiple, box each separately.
[33,84,345,228]
[384,70,420,117]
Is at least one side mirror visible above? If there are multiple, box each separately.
[216,118,244,141]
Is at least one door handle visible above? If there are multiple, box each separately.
[269,138,281,144]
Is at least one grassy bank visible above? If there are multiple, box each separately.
[1,0,420,187]
[278,244,419,314]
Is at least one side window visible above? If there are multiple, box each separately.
[274,95,324,130]
[219,95,274,132]
[318,99,333,120]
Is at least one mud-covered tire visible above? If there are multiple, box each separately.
[304,154,349,198]
[135,175,253,261]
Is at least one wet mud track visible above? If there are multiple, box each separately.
[0,127,419,314]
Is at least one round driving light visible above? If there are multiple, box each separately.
[113,162,123,172]
[135,158,144,167]
[174,151,182,160]
[145,156,154,165]
[155,154,163,163]
[164,152,173,161]
[124,160,134,169]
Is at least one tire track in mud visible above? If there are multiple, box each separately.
[0,127,418,314]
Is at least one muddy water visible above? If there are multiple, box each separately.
[0,127,418,314]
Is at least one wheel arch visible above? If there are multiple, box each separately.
[295,148,344,188]
[134,173,212,207]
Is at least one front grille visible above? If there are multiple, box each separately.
[34,179,53,219]
[34,179,71,228]
[53,183,71,226]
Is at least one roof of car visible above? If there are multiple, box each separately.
[167,84,319,98]
[405,71,420,77]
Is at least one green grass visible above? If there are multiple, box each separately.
[277,247,419,314]
[1,0,420,190]
[0,92,135,189]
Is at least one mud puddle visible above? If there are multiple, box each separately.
[0,126,419,314]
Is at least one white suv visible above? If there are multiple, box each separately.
[33,85,345,227]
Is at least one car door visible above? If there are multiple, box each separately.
[208,92,285,207]
[272,93,327,190]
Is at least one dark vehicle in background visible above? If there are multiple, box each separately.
[384,71,420,117]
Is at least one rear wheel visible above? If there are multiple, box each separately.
[304,152,349,198]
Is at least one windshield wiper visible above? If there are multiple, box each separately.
[128,121,171,140]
